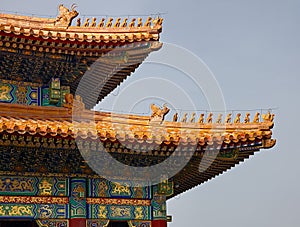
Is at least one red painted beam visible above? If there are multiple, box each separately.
[69,218,86,227]
[152,220,167,227]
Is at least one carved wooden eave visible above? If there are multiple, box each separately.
[0,103,276,197]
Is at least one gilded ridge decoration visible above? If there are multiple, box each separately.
[55,4,79,27]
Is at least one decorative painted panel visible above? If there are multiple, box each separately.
[0,79,70,107]
[157,180,173,196]
[0,177,69,196]
[86,220,151,227]
[86,219,109,227]
[88,204,151,220]
[151,187,166,221]
[70,178,86,218]
[26,85,42,106]
[36,219,69,227]
[130,221,152,227]
[0,204,68,219]
[49,78,61,104]
[88,179,151,199]
[0,80,42,105]
[0,82,16,103]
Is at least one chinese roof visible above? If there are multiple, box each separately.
[0,5,276,199]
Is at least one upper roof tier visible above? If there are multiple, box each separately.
[0,5,163,108]
[0,4,163,43]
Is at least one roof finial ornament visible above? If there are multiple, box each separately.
[63,93,85,115]
[150,104,170,123]
[55,4,79,28]
[153,17,163,26]
[262,111,274,123]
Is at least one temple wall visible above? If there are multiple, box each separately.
[0,176,171,227]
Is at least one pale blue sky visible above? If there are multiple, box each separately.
[1,0,300,226]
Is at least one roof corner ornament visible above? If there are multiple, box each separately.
[55,4,79,28]
[63,93,85,115]
[150,103,170,123]
[262,111,275,123]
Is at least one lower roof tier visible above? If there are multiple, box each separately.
[0,103,276,198]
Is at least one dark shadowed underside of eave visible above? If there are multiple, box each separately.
[0,39,161,109]
[168,149,259,199]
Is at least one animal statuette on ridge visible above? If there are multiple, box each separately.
[83,18,89,27]
[206,113,213,123]
[225,113,232,123]
[74,16,163,29]
[173,113,178,122]
[190,113,196,123]
[137,18,143,27]
[121,18,128,27]
[97,18,105,27]
[150,104,170,122]
[181,113,188,123]
[106,18,114,27]
[234,113,241,123]
[198,113,204,123]
[90,17,97,27]
[76,18,81,26]
[114,18,121,27]
[253,112,260,123]
[216,114,223,124]
[244,112,250,123]
[129,18,136,28]
[144,17,152,27]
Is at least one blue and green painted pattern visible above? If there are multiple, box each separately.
[70,178,86,218]
[0,177,69,196]
[151,186,167,220]
[0,203,68,219]
[0,79,69,107]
